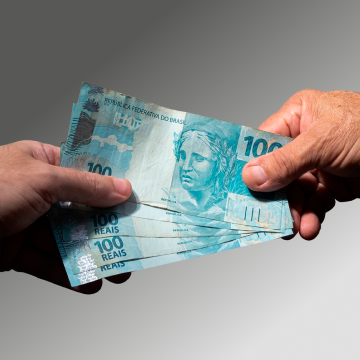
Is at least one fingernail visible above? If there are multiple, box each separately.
[247,166,267,186]
[113,179,132,196]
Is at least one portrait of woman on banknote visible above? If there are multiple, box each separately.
[166,121,238,219]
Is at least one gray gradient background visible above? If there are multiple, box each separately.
[1,0,359,359]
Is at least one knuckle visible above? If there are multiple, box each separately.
[35,166,59,206]
[16,140,41,153]
[269,149,297,180]
[295,89,324,110]
[297,88,320,99]
[17,140,38,147]
[84,172,107,200]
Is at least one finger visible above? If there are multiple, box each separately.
[299,192,325,240]
[242,130,320,192]
[243,90,332,192]
[258,89,321,137]
[305,192,326,224]
[105,272,132,284]
[296,172,318,195]
[41,166,132,207]
[35,143,61,166]
[283,180,306,239]
[12,245,103,294]
[15,141,132,207]
[14,141,61,166]
[258,102,302,137]
[316,170,354,202]
[314,183,336,212]
[299,211,321,240]
[298,183,335,241]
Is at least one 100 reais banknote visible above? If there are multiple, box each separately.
[49,83,293,286]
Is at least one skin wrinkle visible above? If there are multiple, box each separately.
[1,147,97,235]
[0,179,32,218]
[78,170,100,204]
[286,102,303,137]
[311,125,336,166]
[62,167,108,205]
[59,167,87,202]
[290,133,319,176]
[301,122,331,168]
[270,149,298,185]
[300,91,320,132]
[277,113,291,136]
[29,183,55,213]
[87,171,105,203]
[18,178,50,214]
[323,120,357,172]
[346,145,360,173]
[334,122,360,172]
[29,142,48,163]
[40,143,55,164]
[40,142,61,166]
[32,166,66,206]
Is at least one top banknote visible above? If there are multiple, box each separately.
[61,83,292,229]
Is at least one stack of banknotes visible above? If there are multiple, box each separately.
[48,83,294,287]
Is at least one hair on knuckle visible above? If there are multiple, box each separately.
[272,150,297,179]
[85,172,103,200]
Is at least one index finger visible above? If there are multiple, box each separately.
[257,93,304,138]
[14,141,61,166]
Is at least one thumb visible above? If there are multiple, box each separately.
[47,166,132,207]
[242,132,320,192]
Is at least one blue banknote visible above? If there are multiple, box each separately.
[48,207,292,286]
[48,209,84,287]
[62,231,245,275]
[61,83,292,229]
[50,86,294,287]
[66,231,276,275]
[58,199,290,233]
[90,228,292,279]
[59,152,292,234]
[61,102,292,233]
[59,208,265,241]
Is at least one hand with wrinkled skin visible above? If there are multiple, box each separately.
[242,89,360,240]
[0,141,132,293]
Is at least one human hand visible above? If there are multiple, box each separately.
[242,90,360,240]
[0,141,132,293]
